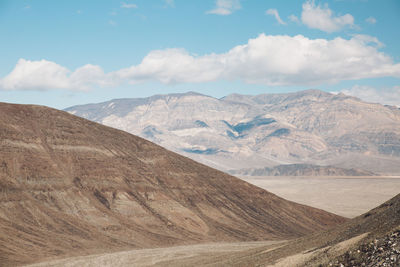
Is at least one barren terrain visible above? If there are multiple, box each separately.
[0,102,345,266]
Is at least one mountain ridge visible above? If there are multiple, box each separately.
[65,89,400,175]
[229,164,375,176]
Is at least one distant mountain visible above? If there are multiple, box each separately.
[65,90,400,175]
[0,102,345,266]
[229,164,375,176]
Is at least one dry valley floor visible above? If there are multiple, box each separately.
[243,176,400,218]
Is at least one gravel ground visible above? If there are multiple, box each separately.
[330,229,400,267]
[26,241,283,267]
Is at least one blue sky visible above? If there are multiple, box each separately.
[0,0,399,109]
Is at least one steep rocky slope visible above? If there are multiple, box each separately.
[66,90,400,175]
[0,102,345,266]
[330,228,400,266]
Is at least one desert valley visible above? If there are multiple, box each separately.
[1,92,400,266]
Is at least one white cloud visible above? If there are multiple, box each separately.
[70,64,109,90]
[207,0,241,15]
[121,2,137,9]
[352,34,383,48]
[289,14,300,23]
[0,59,71,91]
[112,34,400,86]
[341,85,400,107]
[266,9,286,25]
[301,0,354,32]
[1,34,400,91]
[112,48,224,84]
[0,59,108,91]
[366,16,377,24]
[109,20,117,26]
[165,0,174,7]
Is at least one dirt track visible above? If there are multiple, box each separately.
[26,241,283,267]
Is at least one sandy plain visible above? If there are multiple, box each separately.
[242,176,400,218]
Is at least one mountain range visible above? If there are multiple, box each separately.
[0,102,345,266]
[66,89,400,175]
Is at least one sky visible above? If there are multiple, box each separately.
[0,0,400,109]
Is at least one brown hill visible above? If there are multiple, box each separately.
[0,102,346,266]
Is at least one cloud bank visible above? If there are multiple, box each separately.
[1,34,400,91]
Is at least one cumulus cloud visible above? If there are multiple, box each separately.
[266,9,286,25]
[112,48,224,84]
[0,59,108,91]
[112,34,400,86]
[301,0,354,32]
[121,2,137,9]
[207,0,241,15]
[341,85,400,107]
[1,34,400,91]
[0,59,70,91]
[366,16,377,24]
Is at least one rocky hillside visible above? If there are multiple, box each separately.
[0,102,346,266]
[202,192,400,266]
[65,90,400,175]
[330,229,400,266]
